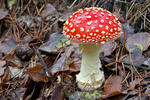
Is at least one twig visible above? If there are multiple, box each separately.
[124,63,150,71]
[115,46,121,75]
[9,15,32,36]
[129,52,144,81]
[69,0,78,8]
[33,47,52,80]
[105,55,127,67]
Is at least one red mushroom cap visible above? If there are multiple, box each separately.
[63,7,121,44]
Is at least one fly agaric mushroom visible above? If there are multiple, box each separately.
[63,7,121,91]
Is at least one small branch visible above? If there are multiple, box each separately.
[33,47,52,81]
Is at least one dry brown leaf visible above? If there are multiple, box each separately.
[99,41,117,57]
[59,10,74,22]
[123,47,145,66]
[1,67,9,81]
[129,79,141,90]
[0,8,8,20]
[51,84,64,100]
[27,65,48,82]
[0,60,6,76]
[119,23,135,43]
[145,85,150,95]
[50,46,74,75]
[102,94,128,100]
[41,3,58,19]
[0,39,17,56]
[126,32,150,52]
[11,87,26,100]
[8,66,24,78]
[27,71,48,82]
[7,56,22,68]
[39,32,68,54]
[104,75,122,97]
[143,58,150,67]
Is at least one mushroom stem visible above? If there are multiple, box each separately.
[76,44,105,91]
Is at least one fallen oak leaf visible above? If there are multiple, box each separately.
[27,65,48,82]
[104,75,122,98]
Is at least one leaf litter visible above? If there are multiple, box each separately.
[125,32,150,52]
[0,0,150,100]
[0,8,8,20]
[103,75,122,98]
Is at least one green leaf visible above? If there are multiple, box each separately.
[57,40,64,46]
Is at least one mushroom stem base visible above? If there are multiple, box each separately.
[76,71,104,91]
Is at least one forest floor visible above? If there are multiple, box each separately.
[0,0,150,100]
